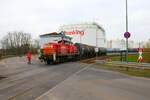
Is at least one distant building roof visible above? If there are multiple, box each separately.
[40,32,72,40]
[92,22,105,33]
[59,22,105,33]
[40,32,58,37]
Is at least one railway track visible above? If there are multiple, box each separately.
[80,56,111,64]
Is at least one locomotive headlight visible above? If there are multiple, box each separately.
[44,43,54,48]
[50,45,53,48]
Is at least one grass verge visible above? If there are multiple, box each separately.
[0,55,17,60]
[111,52,150,63]
[93,63,150,78]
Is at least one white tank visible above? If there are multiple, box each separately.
[58,22,106,47]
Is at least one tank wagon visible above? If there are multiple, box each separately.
[39,32,107,64]
[74,43,106,59]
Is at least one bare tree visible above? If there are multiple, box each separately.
[1,37,9,49]
[1,31,32,55]
[145,39,150,48]
[32,39,40,49]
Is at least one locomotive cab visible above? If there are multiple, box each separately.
[39,32,78,64]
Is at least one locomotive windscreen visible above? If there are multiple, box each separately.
[39,37,62,48]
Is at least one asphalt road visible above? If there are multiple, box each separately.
[0,56,85,100]
[37,67,150,100]
[0,56,150,100]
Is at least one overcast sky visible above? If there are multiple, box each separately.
[0,0,149,42]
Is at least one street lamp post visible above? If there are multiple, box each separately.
[125,0,129,63]
[80,34,82,43]
[96,28,98,60]
[126,0,128,32]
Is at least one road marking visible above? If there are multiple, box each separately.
[36,63,91,100]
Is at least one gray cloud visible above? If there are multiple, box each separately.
[0,0,149,42]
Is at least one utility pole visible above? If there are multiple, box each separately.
[80,34,82,43]
[139,42,142,48]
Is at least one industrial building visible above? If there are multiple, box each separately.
[58,22,106,47]
[107,39,146,50]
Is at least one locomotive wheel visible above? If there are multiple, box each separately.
[46,59,51,65]
[55,57,60,64]
[73,55,79,61]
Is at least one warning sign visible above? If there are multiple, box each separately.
[137,48,144,63]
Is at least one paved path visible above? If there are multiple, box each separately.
[0,56,150,100]
[0,56,85,100]
[37,65,150,100]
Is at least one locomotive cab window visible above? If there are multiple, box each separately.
[58,40,72,45]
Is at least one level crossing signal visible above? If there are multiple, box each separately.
[137,48,144,63]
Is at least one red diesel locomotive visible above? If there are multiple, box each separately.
[39,32,79,64]
[39,32,107,64]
